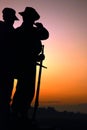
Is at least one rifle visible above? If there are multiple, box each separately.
[32,45,47,122]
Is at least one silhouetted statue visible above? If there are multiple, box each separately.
[0,7,18,129]
[11,7,49,119]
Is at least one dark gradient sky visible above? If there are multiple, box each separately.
[0,0,87,113]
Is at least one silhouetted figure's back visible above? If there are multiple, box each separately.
[0,7,18,130]
[12,7,49,119]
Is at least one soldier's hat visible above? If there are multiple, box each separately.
[2,7,19,20]
[19,7,40,21]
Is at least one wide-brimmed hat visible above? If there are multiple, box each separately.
[19,7,40,21]
[2,7,19,20]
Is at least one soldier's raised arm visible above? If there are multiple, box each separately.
[34,22,49,40]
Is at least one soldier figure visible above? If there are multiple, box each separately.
[12,7,49,119]
[0,7,18,129]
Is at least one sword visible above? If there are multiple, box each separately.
[36,62,47,69]
[32,45,45,121]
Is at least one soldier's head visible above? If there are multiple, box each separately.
[2,7,19,25]
[19,7,40,24]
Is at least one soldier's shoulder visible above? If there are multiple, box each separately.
[0,21,6,31]
[15,26,19,30]
[0,20,4,25]
[15,26,22,32]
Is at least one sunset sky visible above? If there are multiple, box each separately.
[0,0,87,113]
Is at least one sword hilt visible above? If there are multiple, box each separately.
[42,45,44,55]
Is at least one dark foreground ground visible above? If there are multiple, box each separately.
[1,107,87,130]
[9,117,87,130]
[28,107,87,130]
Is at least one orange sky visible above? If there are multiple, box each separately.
[0,0,87,111]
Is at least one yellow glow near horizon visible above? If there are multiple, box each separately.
[10,79,18,105]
